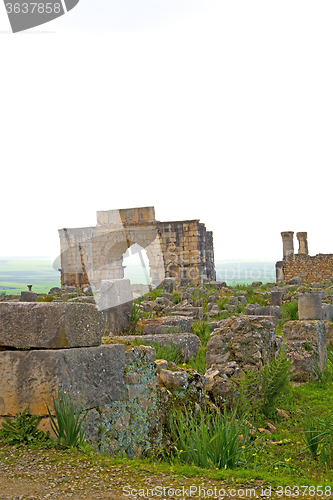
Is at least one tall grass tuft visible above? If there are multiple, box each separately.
[281,300,298,321]
[167,408,252,470]
[47,388,89,449]
[185,347,206,374]
[133,338,182,365]
[191,319,211,347]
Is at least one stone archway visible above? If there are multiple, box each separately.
[93,227,165,290]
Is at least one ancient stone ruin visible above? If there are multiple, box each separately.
[58,206,215,291]
[276,231,333,283]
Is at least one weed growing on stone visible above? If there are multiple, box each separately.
[128,302,141,325]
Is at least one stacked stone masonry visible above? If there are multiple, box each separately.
[282,253,333,283]
[0,301,162,458]
[58,206,215,290]
[276,231,333,283]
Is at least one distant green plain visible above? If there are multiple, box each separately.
[0,257,60,294]
[0,257,276,295]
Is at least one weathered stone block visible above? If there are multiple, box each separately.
[206,315,277,372]
[283,320,327,381]
[322,304,333,322]
[157,369,188,391]
[114,333,199,363]
[171,306,204,319]
[0,302,104,349]
[298,292,322,320]
[97,279,133,310]
[0,344,125,417]
[141,315,193,334]
[20,291,38,302]
[271,291,282,306]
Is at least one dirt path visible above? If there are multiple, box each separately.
[0,445,316,500]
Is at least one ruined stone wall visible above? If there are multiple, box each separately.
[282,253,333,283]
[59,207,215,289]
[158,220,215,286]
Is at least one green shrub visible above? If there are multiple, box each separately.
[172,292,181,304]
[230,347,291,418]
[149,288,163,301]
[0,407,51,446]
[37,295,54,302]
[47,388,89,449]
[260,346,291,417]
[302,412,333,466]
[230,369,262,418]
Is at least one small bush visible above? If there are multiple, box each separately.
[0,407,51,446]
[172,292,181,304]
[37,295,54,302]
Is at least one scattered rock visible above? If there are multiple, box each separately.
[276,408,290,419]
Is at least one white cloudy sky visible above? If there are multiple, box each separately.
[1,1,333,261]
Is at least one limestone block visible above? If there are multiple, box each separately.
[271,291,283,306]
[298,292,323,320]
[325,322,333,346]
[171,307,204,319]
[97,279,133,310]
[322,304,333,322]
[206,315,277,372]
[157,369,188,391]
[283,320,327,381]
[141,315,193,334]
[0,302,104,349]
[0,344,125,417]
[114,333,199,363]
[253,305,282,321]
[20,291,38,302]
[160,277,176,293]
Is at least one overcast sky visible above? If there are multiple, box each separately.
[1,1,333,262]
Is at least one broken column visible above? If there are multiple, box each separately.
[283,290,327,381]
[296,232,309,255]
[281,231,294,258]
[283,320,327,382]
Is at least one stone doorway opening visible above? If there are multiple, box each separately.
[123,243,151,287]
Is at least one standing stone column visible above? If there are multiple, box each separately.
[296,232,308,255]
[281,232,294,258]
